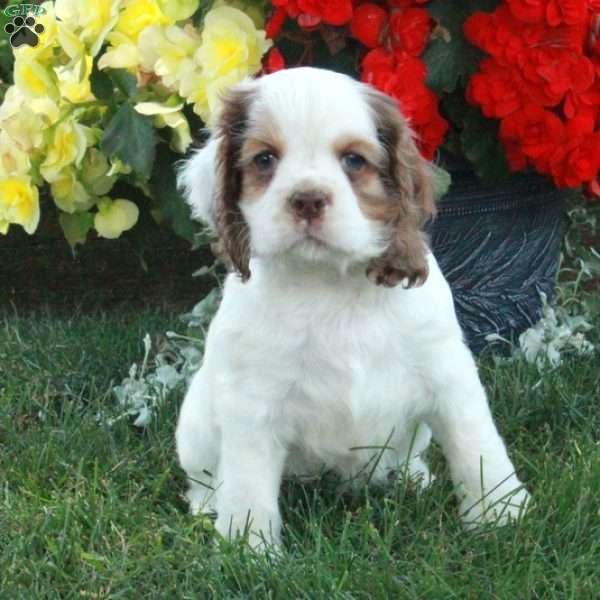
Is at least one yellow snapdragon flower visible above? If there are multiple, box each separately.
[50,168,95,213]
[54,0,122,57]
[98,32,141,70]
[138,24,200,90]
[94,197,139,238]
[41,120,89,183]
[15,1,59,63]
[80,149,117,196]
[116,0,170,42]
[0,177,40,235]
[55,55,95,104]
[157,0,199,21]
[14,56,58,99]
[0,87,57,152]
[185,6,270,123]
[135,100,191,153]
[0,132,31,178]
[99,0,171,70]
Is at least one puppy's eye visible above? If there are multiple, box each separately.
[341,153,367,173]
[253,151,278,173]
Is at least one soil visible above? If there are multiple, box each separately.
[0,216,215,313]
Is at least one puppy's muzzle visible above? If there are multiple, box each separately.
[288,189,332,223]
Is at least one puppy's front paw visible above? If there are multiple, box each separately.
[215,511,282,553]
[461,486,531,529]
[366,255,429,288]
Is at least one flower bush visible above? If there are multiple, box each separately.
[1,0,599,245]
[0,0,271,242]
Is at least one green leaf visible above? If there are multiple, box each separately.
[59,212,94,247]
[422,0,500,94]
[149,144,196,241]
[192,0,215,27]
[110,69,138,97]
[431,164,452,200]
[100,103,158,180]
[90,60,113,102]
[461,108,510,184]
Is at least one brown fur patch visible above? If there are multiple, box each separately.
[214,87,256,282]
[239,136,282,202]
[361,88,436,288]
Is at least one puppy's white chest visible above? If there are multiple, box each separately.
[276,316,427,473]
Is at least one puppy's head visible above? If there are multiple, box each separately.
[179,67,435,286]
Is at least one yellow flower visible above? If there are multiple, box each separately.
[94,197,139,238]
[50,168,94,213]
[98,32,140,70]
[157,0,199,21]
[195,6,270,80]
[56,22,85,61]
[138,24,200,90]
[213,0,265,29]
[55,55,95,104]
[135,100,191,152]
[54,0,122,57]
[80,148,117,195]
[14,56,58,99]
[0,177,40,235]
[116,0,170,42]
[0,87,54,152]
[15,1,59,63]
[181,6,270,123]
[41,120,89,183]
[0,132,31,178]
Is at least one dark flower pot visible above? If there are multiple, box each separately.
[427,169,565,355]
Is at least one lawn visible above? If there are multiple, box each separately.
[1,291,599,599]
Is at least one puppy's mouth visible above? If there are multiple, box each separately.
[293,227,331,250]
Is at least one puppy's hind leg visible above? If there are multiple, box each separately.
[176,369,220,515]
[426,342,530,527]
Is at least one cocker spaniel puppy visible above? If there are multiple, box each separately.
[176,67,529,550]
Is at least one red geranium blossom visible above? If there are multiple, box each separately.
[297,0,353,26]
[389,7,432,56]
[351,3,388,48]
[361,48,447,159]
[506,0,587,25]
[467,59,527,118]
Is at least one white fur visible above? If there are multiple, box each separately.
[176,68,529,550]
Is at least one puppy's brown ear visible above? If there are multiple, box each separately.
[213,86,256,282]
[364,89,436,288]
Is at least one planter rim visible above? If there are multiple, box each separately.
[437,170,564,218]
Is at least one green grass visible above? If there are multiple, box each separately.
[1,302,599,599]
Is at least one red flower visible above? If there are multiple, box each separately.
[467,59,526,118]
[296,0,353,26]
[266,7,287,39]
[389,8,432,57]
[386,0,429,7]
[551,133,600,186]
[465,6,584,67]
[350,3,387,49]
[272,0,300,18]
[361,48,447,159]
[499,104,566,173]
[546,0,587,26]
[506,0,587,26]
[506,0,546,23]
[264,48,286,73]
[522,48,594,107]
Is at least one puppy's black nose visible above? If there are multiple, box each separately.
[289,189,331,222]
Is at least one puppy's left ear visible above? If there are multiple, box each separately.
[364,88,436,288]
